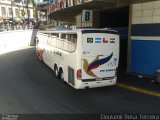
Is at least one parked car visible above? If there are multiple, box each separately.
[3,17,23,25]
[13,17,23,24]
[24,18,36,25]
[3,18,13,25]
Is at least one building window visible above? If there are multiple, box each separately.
[15,9,19,17]
[29,0,32,5]
[9,8,12,17]
[1,7,6,16]
[61,33,67,39]
[24,1,27,4]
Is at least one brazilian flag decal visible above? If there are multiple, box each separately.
[87,38,93,43]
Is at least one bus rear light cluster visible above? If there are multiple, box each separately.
[77,69,82,80]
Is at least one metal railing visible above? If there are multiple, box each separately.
[0,24,34,32]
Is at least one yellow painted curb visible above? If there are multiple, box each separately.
[116,83,160,97]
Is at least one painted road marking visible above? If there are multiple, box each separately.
[116,83,160,97]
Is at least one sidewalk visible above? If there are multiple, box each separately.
[117,70,160,93]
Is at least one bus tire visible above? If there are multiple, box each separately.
[59,69,64,82]
[54,66,60,79]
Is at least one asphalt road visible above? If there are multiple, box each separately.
[0,47,160,115]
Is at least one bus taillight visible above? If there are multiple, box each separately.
[77,69,82,79]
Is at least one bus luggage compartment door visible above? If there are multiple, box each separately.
[68,66,75,86]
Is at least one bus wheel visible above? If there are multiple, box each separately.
[59,69,66,84]
[54,66,60,79]
[59,69,64,81]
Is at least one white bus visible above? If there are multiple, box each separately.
[35,28,119,89]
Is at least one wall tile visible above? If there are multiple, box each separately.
[132,17,142,24]
[154,1,160,9]
[143,9,153,17]
[142,2,154,10]
[142,17,153,23]
[153,8,160,16]
[132,3,142,11]
[153,16,160,23]
[133,10,143,17]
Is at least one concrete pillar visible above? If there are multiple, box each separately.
[127,4,132,73]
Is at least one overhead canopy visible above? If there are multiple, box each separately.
[49,0,131,21]
[48,0,159,21]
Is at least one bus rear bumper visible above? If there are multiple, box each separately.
[75,77,117,89]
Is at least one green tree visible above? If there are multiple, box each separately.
[20,9,26,18]
[31,0,39,23]
[20,0,39,28]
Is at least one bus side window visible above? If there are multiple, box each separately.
[56,33,59,38]
[66,34,75,43]
[67,34,71,42]
[51,33,59,38]
[61,33,66,39]
[70,34,77,45]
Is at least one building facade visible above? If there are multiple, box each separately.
[0,0,34,20]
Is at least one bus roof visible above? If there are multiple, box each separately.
[39,28,119,35]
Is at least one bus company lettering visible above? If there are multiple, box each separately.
[54,51,62,57]
[100,69,116,73]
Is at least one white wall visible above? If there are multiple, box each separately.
[132,1,160,24]
[0,30,37,54]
